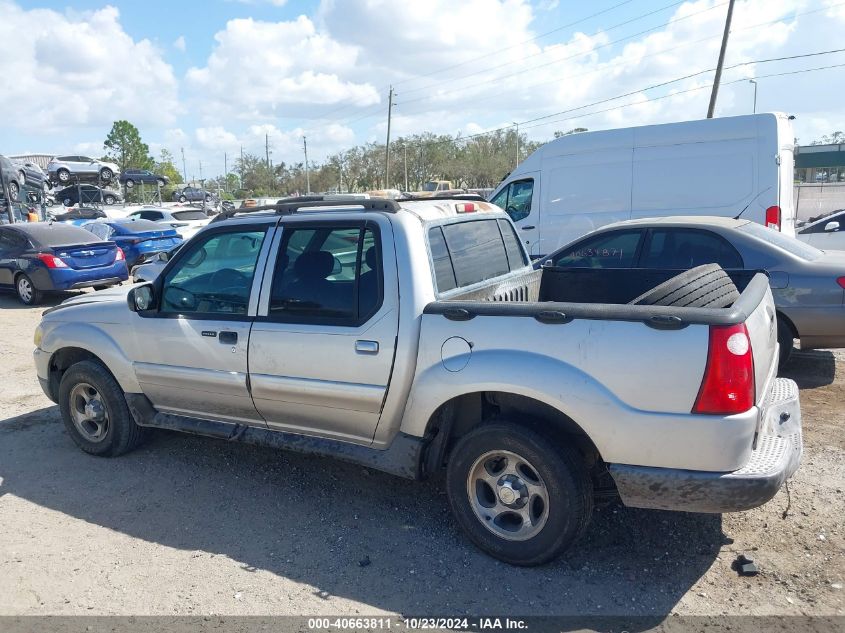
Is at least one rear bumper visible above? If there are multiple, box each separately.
[610,378,802,513]
[45,266,128,290]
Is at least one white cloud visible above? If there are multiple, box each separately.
[173,35,186,51]
[0,2,179,134]
[185,15,379,122]
[196,126,240,150]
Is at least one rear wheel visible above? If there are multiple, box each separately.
[630,263,739,309]
[100,168,113,182]
[104,194,117,205]
[178,195,187,203]
[58,360,146,456]
[446,422,592,566]
[778,316,794,368]
[124,179,135,189]
[15,274,42,305]
[57,168,70,184]
[157,179,166,188]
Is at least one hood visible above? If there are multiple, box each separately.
[43,285,133,317]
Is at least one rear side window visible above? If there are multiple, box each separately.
[552,230,642,268]
[428,219,527,293]
[641,229,743,269]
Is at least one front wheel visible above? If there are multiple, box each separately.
[178,195,187,203]
[124,179,135,189]
[157,179,166,188]
[104,194,116,205]
[446,422,593,566]
[100,168,113,182]
[58,360,146,456]
[16,274,42,305]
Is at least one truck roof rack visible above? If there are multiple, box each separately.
[396,192,487,202]
[211,196,401,223]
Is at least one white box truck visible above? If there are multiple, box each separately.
[490,112,796,257]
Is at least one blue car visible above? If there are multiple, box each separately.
[0,222,128,305]
[82,218,183,268]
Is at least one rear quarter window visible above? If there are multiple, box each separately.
[427,218,527,293]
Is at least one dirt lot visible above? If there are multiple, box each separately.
[0,291,842,618]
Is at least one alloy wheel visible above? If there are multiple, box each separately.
[68,382,110,443]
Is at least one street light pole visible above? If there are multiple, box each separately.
[749,79,757,114]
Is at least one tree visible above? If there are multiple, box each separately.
[810,131,845,146]
[103,120,153,172]
[554,127,588,138]
[155,149,182,185]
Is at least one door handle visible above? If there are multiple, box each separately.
[219,331,238,344]
[521,225,536,230]
[355,340,379,354]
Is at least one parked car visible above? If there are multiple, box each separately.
[172,186,214,203]
[126,207,210,239]
[55,184,121,207]
[540,216,845,365]
[49,207,108,226]
[12,160,47,189]
[80,218,182,268]
[47,156,119,185]
[797,209,845,250]
[131,244,181,283]
[0,222,127,305]
[119,169,169,189]
[490,112,797,257]
[0,155,23,201]
[32,196,801,566]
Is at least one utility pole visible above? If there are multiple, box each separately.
[385,85,394,189]
[513,122,520,167]
[265,134,272,194]
[338,152,344,194]
[180,147,187,183]
[749,79,757,113]
[707,0,736,118]
[303,136,310,194]
[403,143,409,192]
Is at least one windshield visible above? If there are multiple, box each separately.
[172,210,208,221]
[739,222,822,261]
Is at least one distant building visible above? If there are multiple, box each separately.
[795,144,845,183]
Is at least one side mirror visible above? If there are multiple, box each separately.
[825,221,840,232]
[128,284,155,312]
[157,250,170,262]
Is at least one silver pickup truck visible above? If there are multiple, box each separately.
[33,197,802,566]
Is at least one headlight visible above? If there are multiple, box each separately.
[33,325,43,348]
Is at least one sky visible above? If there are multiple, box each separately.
[1,0,844,180]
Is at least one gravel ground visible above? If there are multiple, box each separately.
[0,290,842,618]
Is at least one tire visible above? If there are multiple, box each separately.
[630,263,739,309]
[446,422,593,566]
[778,316,794,368]
[125,179,135,189]
[157,179,166,188]
[100,168,113,182]
[15,273,42,305]
[204,194,212,202]
[57,168,71,183]
[7,180,19,201]
[62,197,72,206]
[104,195,116,205]
[46,199,54,207]
[58,360,146,457]
[179,195,187,203]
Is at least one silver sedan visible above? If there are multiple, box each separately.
[541,216,845,363]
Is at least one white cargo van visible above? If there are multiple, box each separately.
[490,112,796,257]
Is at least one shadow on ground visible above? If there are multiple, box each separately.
[0,406,727,625]
[0,291,83,310]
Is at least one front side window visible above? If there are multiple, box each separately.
[160,229,266,316]
[491,179,534,223]
[552,231,642,268]
[268,224,382,324]
[641,229,743,269]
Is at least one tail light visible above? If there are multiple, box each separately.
[837,277,845,289]
[765,205,781,230]
[455,202,476,213]
[693,323,755,415]
[115,248,125,262]
[37,253,68,269]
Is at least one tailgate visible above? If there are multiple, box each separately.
[745,283,779,404]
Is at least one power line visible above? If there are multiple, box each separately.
[398,0,727,99]
[391,0,639,87]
